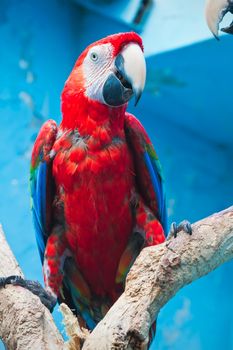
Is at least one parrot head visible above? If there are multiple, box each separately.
[62,32,146,111]
[205,0,233,38]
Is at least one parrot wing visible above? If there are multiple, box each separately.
[30,120,106,329]
[115,113,167,286]
[30,120,57,262]
[124,113,167,234]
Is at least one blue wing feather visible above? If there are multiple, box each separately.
[65,278,97,330]
[125,113,168,236]
[30,119,57,262]
[31,161,48,262]
[37,161,47,234]
[144,151,168,235]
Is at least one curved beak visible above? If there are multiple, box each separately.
[103,43,146,107]
[205,0,233,38]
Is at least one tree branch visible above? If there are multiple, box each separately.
[82,207,233,349]
[0,207,232,350]
[0,225,64,350]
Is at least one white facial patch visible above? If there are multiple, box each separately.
[83,43,114,103]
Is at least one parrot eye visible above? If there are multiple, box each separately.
[90,52,99,62]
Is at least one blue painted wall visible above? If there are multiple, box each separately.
[0,1,232,349]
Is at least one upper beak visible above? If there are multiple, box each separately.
[205,0,233,38]
[119,43,146,106]
[102,43,146,107]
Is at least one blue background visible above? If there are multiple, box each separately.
[0,1,233,349]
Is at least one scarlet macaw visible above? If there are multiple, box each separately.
[1,32,191,347]
[30,31,167,329]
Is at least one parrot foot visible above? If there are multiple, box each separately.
[167,220,192,240]
[220,2,233,35]
[0,275,56,312]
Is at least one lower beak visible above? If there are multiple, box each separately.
[205,0,233,38]
[103,43,146,107]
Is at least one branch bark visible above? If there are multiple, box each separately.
[0,225,64,350]
[0,207,232,350]
[82,207,233,349]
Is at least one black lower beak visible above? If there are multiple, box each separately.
[102,54,133,107]
[102,73,133,107]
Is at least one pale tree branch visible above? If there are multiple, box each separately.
[82,207,233,349]
[0,207,233,350]
[0,225,64,350]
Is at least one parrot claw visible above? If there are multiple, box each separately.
[221,20,233,34]
[167,220,192,240]
[205,0,233,38]
[0,275,56,312]
[0,275,23,287]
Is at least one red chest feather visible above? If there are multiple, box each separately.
[52,129,135,295]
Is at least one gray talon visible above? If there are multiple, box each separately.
[0,275,56,312]
[0,275,24,287]
[185,223,192,235]
[177,220,192,235]
[167,222,177,239]
[168,220,192,239]
[171,222,177,237]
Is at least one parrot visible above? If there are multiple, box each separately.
[205,0,233,37]
[30,31,168,336]
[0,32,191,347]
